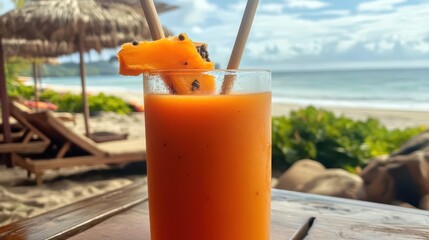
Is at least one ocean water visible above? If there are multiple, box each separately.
[38,68,429,111]
[272,69,429,111]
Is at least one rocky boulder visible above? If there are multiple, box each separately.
[359,155,395,203]
[420,194,429,210]
[275,159,325,191]
[361,150,429,207]
[391,130,429,156]
[276,160,365,200]
[300,169,366,200]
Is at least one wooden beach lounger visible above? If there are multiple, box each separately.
[12,111,146,185]
[0,100,76,141]
[0,120,26,142]
[12,99,77,125]
[0,101,50,154]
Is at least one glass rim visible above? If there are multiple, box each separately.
[144,69,271,75]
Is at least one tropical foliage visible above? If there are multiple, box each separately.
[6,57,131,114]
[17,61,119,77]
[9,84,132,114]
[4,58,31,98]
[272,106,426,172]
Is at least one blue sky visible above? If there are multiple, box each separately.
[2,0,429,70]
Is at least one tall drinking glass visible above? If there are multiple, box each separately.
[143,69,271,240]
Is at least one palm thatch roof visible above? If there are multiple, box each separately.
[0,0,177,140]
[29,0,177,13]
[96,0,178,13]
[3,39,73,58]
[0,0,173,49]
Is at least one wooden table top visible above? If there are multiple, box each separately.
[1,180,429,240]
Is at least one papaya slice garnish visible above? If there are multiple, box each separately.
[118,34,215,95]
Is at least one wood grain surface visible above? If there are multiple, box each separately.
[1,182,429,239]
[0,179,148,240]
[271,189,429,239]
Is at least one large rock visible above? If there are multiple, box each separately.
[359,156,395,203]
[361,151,429,206]
[391,130,429,156]
[275,159,325,191]
[300,169,366,200]
[420,194,429,210]
[392,201,417,209]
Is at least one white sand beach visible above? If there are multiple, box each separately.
[272,103,429,130]
[0,164,145,227]
[45,84,429,130]
[1,89,428,227]
[43,85,145,105]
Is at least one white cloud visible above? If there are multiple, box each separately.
[260,3,285,14]
[241,2,429,68]
[159,0,429,70]
[378,40,395,51]
[358,0,407,12]
[227,1,247,12]
[414,41,429,53]
[364,40,396,52]
[319,10,350,16]
[300,9,351,17]
[183,0,217,25]
[337,39,358,52]
[365,43,376,51]
[161,0,217,27]
[284,0,329,9]
[191,26,203,34]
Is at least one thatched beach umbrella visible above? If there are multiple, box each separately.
[4,39,76,112]
[3,37,134,110]
[3,39,74,58]
[99,0,178,12]
[0,0,174,143]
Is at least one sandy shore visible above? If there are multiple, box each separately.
[0,163,146,227]
[272,103,429,129]
[45,84,429,130]
[43,85,144,105]
[1,87,427,227]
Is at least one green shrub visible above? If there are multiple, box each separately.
[88,93,131,114]
[8,84,34,99]
[5,57,30,88]
[52,92,84,113]
[6,58,32,98]
[272,106,426,172]
[10,84,131,114]
[39,88,59,101]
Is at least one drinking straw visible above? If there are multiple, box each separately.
[221,0,259,94]
[140,0,165,40]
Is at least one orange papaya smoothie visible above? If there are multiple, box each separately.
[144,91,271,240]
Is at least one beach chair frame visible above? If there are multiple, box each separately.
[0,102,50,154]
[12,111,146,185]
